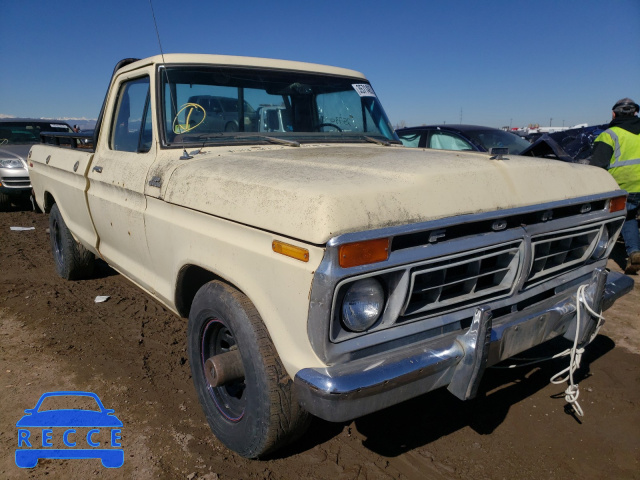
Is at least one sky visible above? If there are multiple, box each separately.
[1,0,639,129]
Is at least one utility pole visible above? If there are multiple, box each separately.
[549,117,553,127]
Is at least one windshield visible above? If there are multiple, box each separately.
[0,121,73,145]
[465,129,532,155]
[159,66,398,146]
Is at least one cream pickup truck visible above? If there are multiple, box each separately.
[29,54,634,458]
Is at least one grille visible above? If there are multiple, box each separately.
[0,176,31,188]
[402,241,521,317]
[525,225,601,287]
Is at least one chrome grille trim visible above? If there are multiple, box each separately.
[402,242,522,317]
[525,224,602,287]
[0,176,31,188]
[307,190,627,364]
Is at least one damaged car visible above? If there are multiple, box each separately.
[519,124,608,163]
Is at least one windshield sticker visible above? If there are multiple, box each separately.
[50,124,69,129]
[352,84,377,97]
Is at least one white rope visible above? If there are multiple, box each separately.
[491,283,605,417]
[548,284,604,417]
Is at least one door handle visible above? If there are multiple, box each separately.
[92,166,103,173]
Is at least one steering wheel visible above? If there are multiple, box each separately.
[313,123,343,132]
[173,103,206,134]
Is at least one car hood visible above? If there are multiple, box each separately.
[161,144,621,244]
[0,144,31,167]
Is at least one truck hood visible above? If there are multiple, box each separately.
[161,144,621,244]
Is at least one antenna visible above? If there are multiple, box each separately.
[148,0,166,63]
[148,0,189,158]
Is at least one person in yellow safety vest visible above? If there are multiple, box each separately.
[592,97,640,274]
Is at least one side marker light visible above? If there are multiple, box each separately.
[272,240,309,262]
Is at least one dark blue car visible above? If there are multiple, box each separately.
[15,391,123,468]
[396,124,532,155]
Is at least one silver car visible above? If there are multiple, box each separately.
[0,119,73,210]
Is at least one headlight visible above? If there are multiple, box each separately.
[0,158,24,168]
[341,278,385,332]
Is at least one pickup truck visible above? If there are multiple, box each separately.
[28,54,634,458]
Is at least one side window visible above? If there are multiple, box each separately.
[428,131,473,151]
[398,132,422,147]
[111,77,152,152]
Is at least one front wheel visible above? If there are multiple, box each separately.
[0,192,10,211]
[187,280,310,458]
[49,204,95,280]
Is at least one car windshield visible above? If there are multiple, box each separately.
[159,65,399,146]
[465,129,532,155]
[0,122,73,145]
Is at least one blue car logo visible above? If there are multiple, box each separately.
[16,391,123,468]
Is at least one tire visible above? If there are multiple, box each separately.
[224,121,238,132]
[49,204,95,280]
[0,192,10,211]
[188,280,310,458]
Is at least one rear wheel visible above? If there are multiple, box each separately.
[187,280,310,458]
[49,204,95,280]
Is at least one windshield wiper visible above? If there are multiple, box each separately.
[363,135,405,146]
[194,133,300,147]
[259,136,300,147]
[363,136,390,146]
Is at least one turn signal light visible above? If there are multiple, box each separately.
[272,240,309,262]
[609,196,626,213]
[339,238,389,268]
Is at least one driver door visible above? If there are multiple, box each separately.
[86,73,157,291]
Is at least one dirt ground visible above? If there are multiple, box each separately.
[1,206,639,480]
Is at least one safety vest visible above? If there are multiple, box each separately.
[595,126,640,192]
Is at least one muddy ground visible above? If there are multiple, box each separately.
[1,206,639,480]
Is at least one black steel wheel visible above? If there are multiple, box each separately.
[188,280,310,458]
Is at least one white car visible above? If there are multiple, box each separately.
[0,119,73,210]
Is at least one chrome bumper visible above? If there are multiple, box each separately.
[294,268,634,422]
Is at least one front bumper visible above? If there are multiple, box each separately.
[294,268,633,422]
[0,167,31,195]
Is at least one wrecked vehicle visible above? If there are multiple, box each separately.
[28,54,633,458]
[520,124,608,163]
